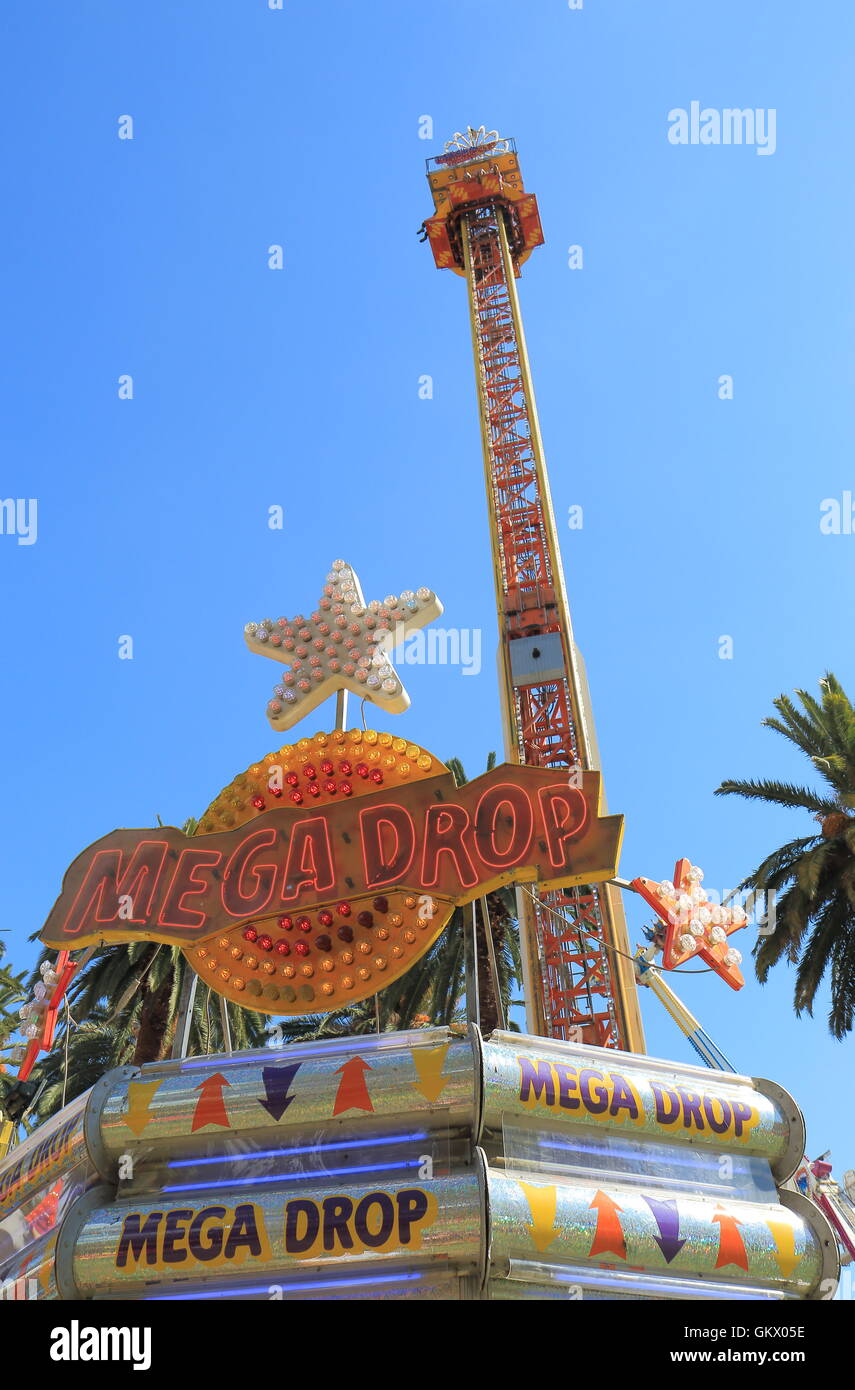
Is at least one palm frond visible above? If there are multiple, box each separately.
[722,674,855,1035]
[715,778,840,815]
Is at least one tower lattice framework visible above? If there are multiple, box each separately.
[424,130,644,1051]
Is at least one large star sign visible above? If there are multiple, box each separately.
[245,559,443,730]
[630,858,748,990]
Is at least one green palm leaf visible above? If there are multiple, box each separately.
[722,674,855,1036]
[715,778,839,815]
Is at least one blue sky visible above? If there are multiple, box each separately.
[1,1,853,1167]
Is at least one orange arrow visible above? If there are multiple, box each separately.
[713,1205,749,1271]
[519,1182,560,1253]
[124,1079,163,1136]
[332,1057,374,1116]
[191,1073,231,1132]
[410,1044,451,1102]
[589,1190,626,1259]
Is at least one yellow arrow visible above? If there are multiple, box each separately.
[124,1079,163,1136]
[519,1181,560,1253]
[766,1217,801,1278]
[411,1044,451,1102]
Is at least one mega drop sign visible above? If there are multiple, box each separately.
[38,735,623,1016]
[68,1178,485,1294]
[114,1189,437,1274]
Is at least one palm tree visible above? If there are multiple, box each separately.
[716,672,855,1038]
[18,818,267,1124]
[20,946,270,1125]
[0,942,27,1053]
[28,1005,122,1117]
[23,975,270,1125]
[0,941,28,1126]
[26,816,269,1080]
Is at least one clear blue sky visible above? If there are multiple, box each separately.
[2,1,853,1167]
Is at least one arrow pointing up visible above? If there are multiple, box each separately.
[713,1205,749,1271]
[644,1196,686,1263]
[191,1073,231,1133]
[588,1190,627,1260]
[332,1057,374,1116]
[259,1064,301,1122]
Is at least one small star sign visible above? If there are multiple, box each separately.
[245,559,443,731]
[630,858,748,990]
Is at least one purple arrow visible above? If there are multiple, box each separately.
[259,1064,301,1121]
[644,1196,686,1263]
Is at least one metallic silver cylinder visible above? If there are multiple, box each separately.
[481,1032,804,1181]
[64,1172,484,1297]
[486,1168,827,1298]
[95,1029,475,1169]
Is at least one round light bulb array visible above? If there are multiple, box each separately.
[7,952,69,1071]
[188,728,450,1015]
[631,858,749,991]
[652,867,745,965]
[244,560,443,731]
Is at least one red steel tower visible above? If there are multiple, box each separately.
[424,127,645,1051]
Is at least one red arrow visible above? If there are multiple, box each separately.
[713,1205,749,1271]
[191,1073,231,1132]
[332,1057,374,1116]
[588,1190,626,1259]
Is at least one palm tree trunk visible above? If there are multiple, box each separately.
[475,900,503,1035]
[133,967,175,1065]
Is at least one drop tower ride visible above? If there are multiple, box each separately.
[423,127,645,1052]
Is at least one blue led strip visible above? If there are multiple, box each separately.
[163,1037,428,1071]
[145,1271,424,1301]
[167,1131,429,1170]
[163,1157,423,1194]
[523,1131,752,1177]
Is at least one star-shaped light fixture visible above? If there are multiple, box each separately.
[245,559,443,731]
[630,858,748,990]
[13,950,77,1080]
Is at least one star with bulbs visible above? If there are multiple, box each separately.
[245,559,443,731]
[630,858,748,990]
[16,950,76,1080]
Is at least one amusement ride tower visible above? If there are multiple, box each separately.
[423,127,645,1052]
[0,125,839,1311]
